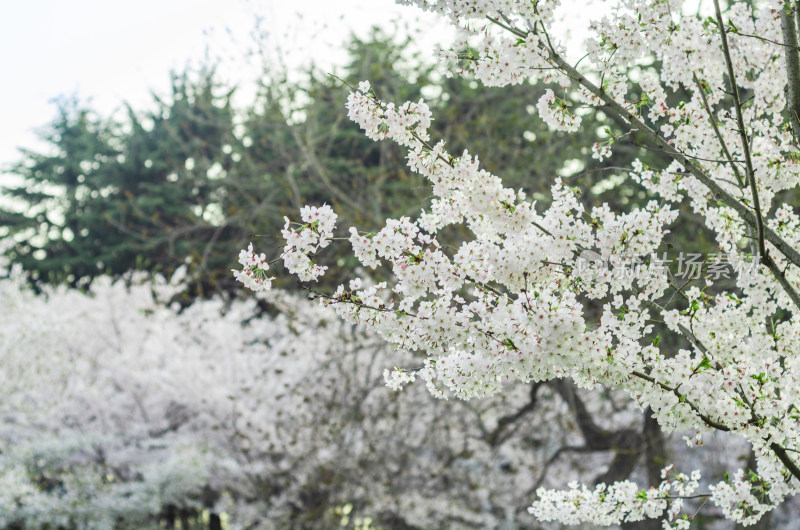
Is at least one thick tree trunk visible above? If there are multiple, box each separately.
[782,1,800,137]
[621,409,667,530]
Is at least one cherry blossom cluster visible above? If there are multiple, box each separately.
[231,243,275,292]
[234,205,338,287]
[346,80,431,146]
[537,89,581,132]
[383,366,416,390]
[709,467,774,525]
[529,466,701,529]
[280,204,337,282]
[235,0,800,526]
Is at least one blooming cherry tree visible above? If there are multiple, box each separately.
[6,264,697,528]
[235,0,800,526]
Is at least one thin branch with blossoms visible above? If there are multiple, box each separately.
[510,15,800,270]
[713,0,766,259]
[692,71,747,188]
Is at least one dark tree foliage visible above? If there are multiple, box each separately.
[1,27,704,302]
[2,71,241,296]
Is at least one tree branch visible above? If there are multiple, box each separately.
[770,442,800,482]
[487,381,543,446]
[630,371,731,432]
[487,15,800,280]
[790,2,800,133]
[554,380,644,484]
[714,0,766,260]
[692,72,746,189]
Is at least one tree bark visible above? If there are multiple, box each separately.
[782,1,800,137]
[621,409,668,530]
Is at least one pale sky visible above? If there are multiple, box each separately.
[0,0,445,176]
